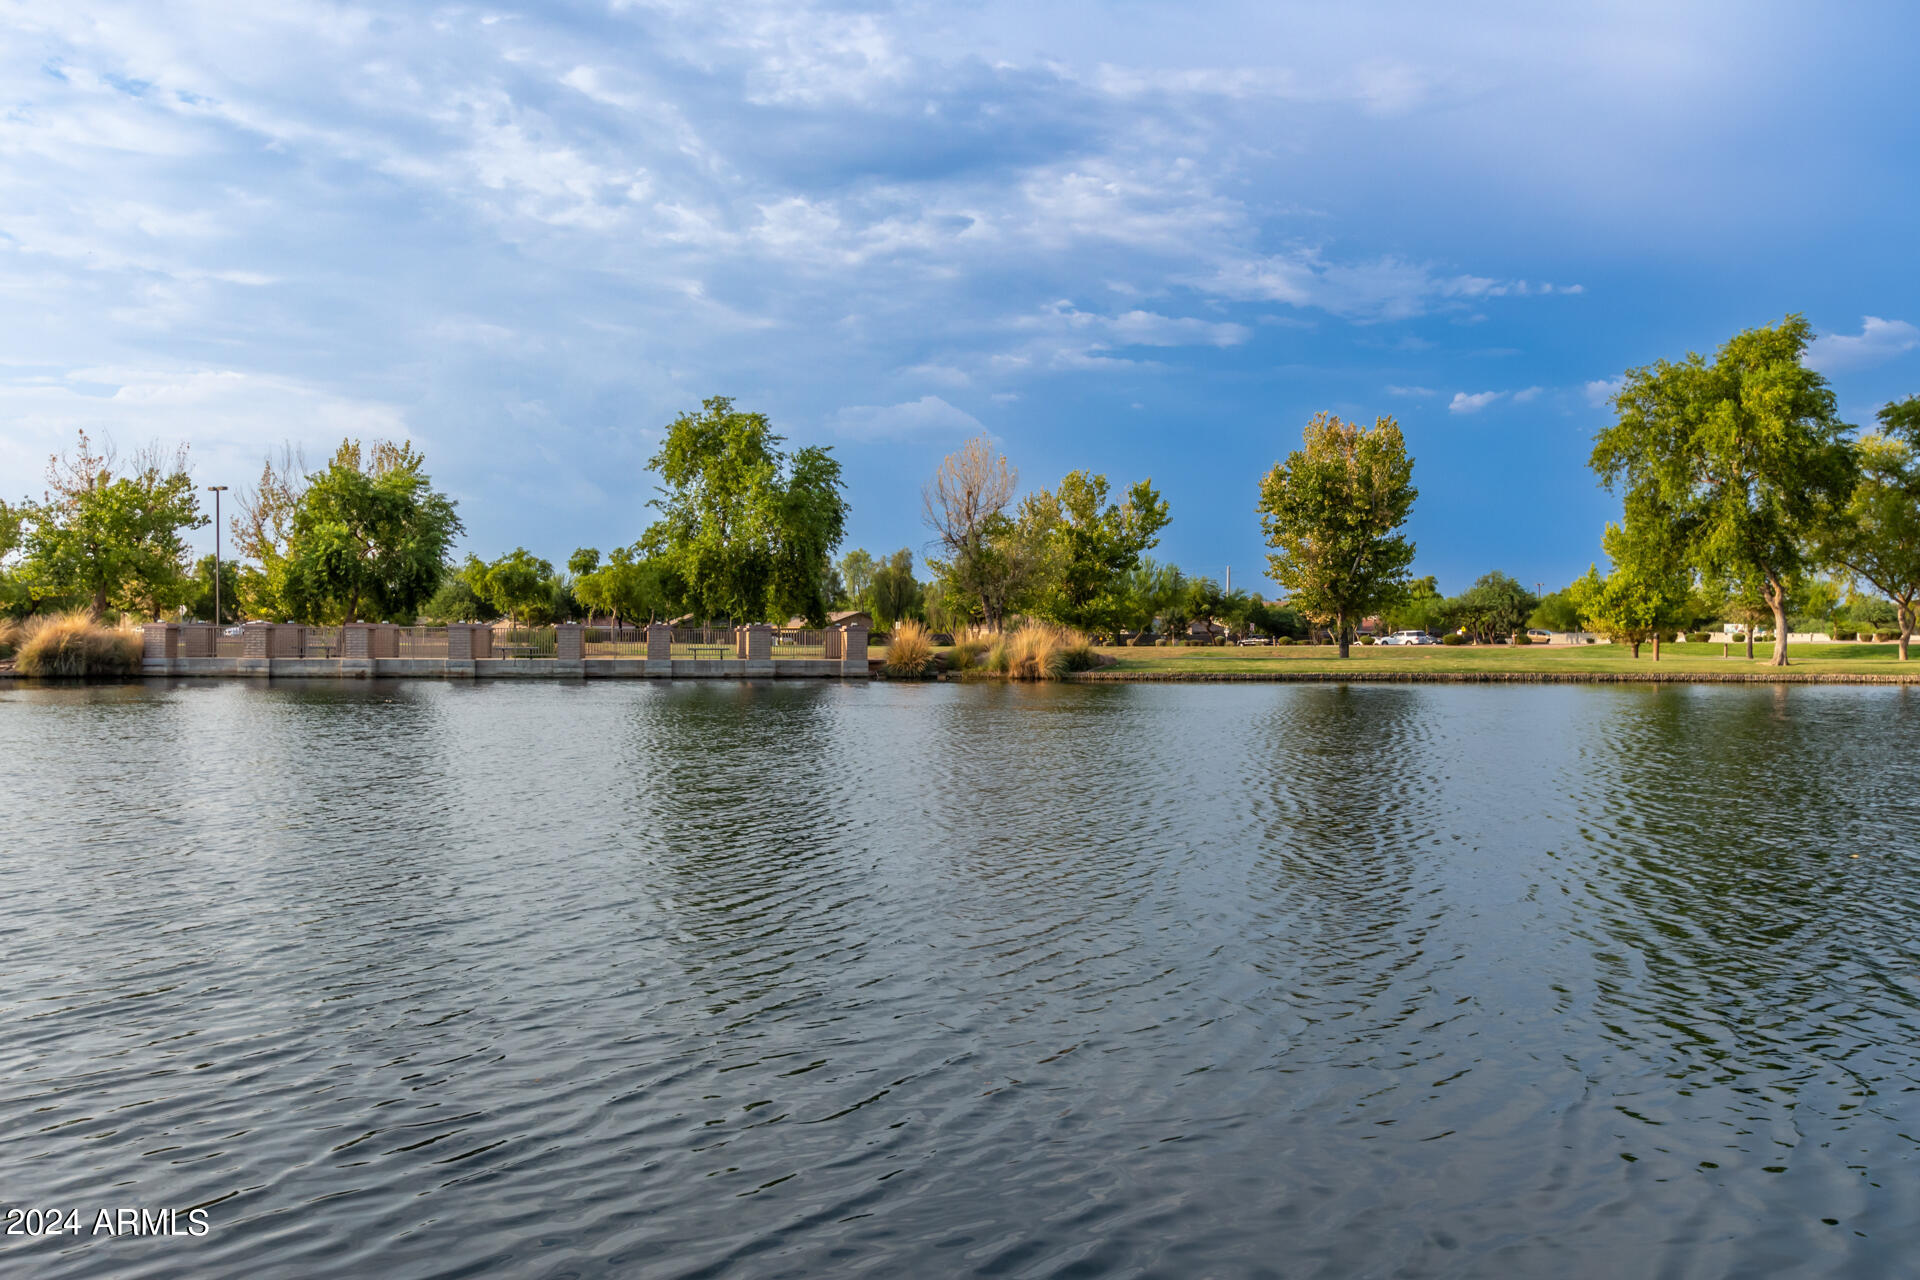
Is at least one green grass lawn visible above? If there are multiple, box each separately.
[1078,640,1917,677]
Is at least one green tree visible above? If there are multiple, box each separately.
[279,440,463,623]
[0,500,24,615]
[1819,396,1920,659]
[23,432,204,619]
[1114,559,1183,642]
[475,547,554,629]
[836,548,877,611]
[420,571,493,623]
[1447,572,1538,643]
[1382,575,1446,636]
[645,397,848,625]
[1591,315,1857,667]
[868,548,923,631]
[1569,515,1693,659]
[1528,588,1584,634]
[924,436,1021,629]
[1018,470,1171,634]
[1257,411,1418,658]
[1179,575,1224,643]
[184,555,241,624]
[572,545,667,628]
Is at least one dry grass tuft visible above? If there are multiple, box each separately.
[885,618,934,677]
[13,612,142,678]
[995,622,1098,680]
[946,623,1000,673]
[0,617,20,660]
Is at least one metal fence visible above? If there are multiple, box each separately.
[583,626,650,658]
[170,622,860,663]
[397,626,448,658]
[773,629,829,659]
[491,626,557,658]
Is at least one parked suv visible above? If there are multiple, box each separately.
[1381,630,1437,645]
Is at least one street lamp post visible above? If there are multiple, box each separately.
[207,485,228,625]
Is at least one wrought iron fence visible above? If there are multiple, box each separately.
[773,629,828,659]
[302,626,345,658]
[583,626,650,658]
[492,625,557,659]
[397,626,449,658]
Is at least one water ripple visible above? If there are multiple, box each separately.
[2,679,1919,1276]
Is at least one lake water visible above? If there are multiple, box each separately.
[4,678,1919,1278]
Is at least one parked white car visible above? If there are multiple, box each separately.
[1381,630,1437,646]
[1237,635,1274,646]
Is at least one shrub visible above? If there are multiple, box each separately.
[1441,633,1468,646]
[1274,636,1294,646]
[1359,635,1375,645]
[885,619,934,677]
[14,612,142,678]
[1687,632,1711,643]
[1513,632,1532,646]
[1875,631,1897,642]
[0,618,20,660]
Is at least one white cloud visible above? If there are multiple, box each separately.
[1197,251,1523,322]
[901,362,970,388]
[1511,385,1543,403]
[0,365,411,533]
[1584,377,1624,407]
[1107,309,1249,348]
[1386,384,1436,397]
[831,394,983,441]
[1807,316,1920,373]
[1449,390,1503,414]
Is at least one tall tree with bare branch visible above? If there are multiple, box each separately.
[923,435,1019,628]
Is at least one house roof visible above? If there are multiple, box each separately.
[781,609,872,629]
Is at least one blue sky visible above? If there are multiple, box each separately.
[3,1,1917,596]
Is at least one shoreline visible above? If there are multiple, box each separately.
[1066,668,1920,684]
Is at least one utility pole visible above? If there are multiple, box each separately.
[207,485,228,624]
[1225,565,1231,594]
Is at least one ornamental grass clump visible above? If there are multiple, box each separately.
[998,622,1097,680]
[885,619,934,677]
[947,623,998,673]
[0,618,20,660]
[14,612,142,678]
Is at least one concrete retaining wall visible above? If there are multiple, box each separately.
[138,655,863,680]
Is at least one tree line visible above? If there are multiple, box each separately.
[1248,315,1920,664]
[5,320,1913,665]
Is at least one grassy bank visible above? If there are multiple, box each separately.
[1057,641,1920,681]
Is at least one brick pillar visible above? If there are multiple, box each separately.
[143,623,178,662]
[743,623,772,660]
[646,622,672,661]
[840,621,869,674]
[447,623,494,660]
[556,622,584,660]
[242,622,274,658]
